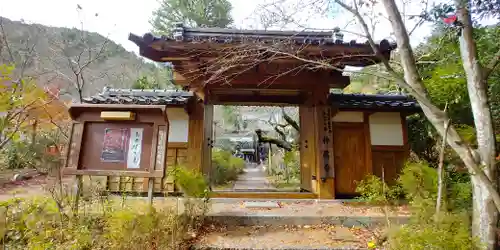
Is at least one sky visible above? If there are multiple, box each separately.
[0,0,434,54]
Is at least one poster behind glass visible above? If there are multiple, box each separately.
[100,127,144,169]
[100,128,129,162]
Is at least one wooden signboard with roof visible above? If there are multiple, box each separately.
[64,104,169,180]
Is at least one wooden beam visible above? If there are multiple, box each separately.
[209,94,306,105]
[173,66,348,89]
[173,71,189,85]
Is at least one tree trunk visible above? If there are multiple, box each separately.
[455,1,498,248]
[379,3,500,249]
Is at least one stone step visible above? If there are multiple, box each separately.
[206,215,407,227]
[242,201,282,209]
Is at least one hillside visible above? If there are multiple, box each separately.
[0,17,173,100]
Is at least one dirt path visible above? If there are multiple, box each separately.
[194,224,376,249]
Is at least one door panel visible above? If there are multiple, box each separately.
[333,124,368,195]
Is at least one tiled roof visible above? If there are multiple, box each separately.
[130,24,396,50]
[82,87,193,105]
[329,93,421,112]
[128,24,397,67]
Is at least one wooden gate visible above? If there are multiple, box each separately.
[333,123,370,196]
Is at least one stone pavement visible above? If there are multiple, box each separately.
[232,163,277,192]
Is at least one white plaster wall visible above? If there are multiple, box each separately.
[369,112,404,146]
[167,108,189,120]
[332,111,364,122]
[166,108,189,142]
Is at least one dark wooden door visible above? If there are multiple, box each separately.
[333,123,368,196]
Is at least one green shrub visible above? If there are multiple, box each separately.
[0,197,97,250]
[0,185,210,249]
[0,130,64,171]
[447,172,472,212]
[356,175,402,205]
[211,150,245,185]
[355,161,479,249]
[387,212,482,250]
[171,165,209,198]
[103,205,177,250]
[398,161,438,201]
[447,180,472,212]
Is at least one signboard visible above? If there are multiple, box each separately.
[127,128,144,169]
[64,104,169,179]
[101,128,129,162]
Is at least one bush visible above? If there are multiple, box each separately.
[0,129,65,172]
[355,161,479,249]
[356,175,402,205]
[171,165,209,198]
[0,194,208,249]
[211,150,245,185]
[104,205,178,249]
[387,212,481,250]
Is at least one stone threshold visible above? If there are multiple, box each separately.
[206,215,408,227]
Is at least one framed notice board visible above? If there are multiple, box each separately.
[63,104,169,178]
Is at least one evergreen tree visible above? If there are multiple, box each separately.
[150,0,233,35]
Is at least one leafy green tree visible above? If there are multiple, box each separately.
[150,0,233,35]
[131,76,161,89]
[221,106,240,131]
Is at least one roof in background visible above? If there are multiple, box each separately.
[82,87,193,105]
[329,93,421,113]
[81,88,419,113]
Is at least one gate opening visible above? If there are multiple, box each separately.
[211,105,302,192]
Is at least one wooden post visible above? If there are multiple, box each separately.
[147,178,154,205]
[312,84,335,199]
[73,175,83,215]
[268,143,272,175]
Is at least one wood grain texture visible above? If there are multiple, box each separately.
[371,150,406,185]
[333,123,368,195]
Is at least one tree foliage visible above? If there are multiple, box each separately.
[150,0,233,35]
[0,64,54,150]
[404,25,500,165]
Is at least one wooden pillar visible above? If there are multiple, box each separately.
[187,101,205,172]
[299,95,317,193]
[201,103,214,180]
[312,84,335,199]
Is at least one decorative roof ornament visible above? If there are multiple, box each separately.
[173,22,185,41]
[333,27,344,44]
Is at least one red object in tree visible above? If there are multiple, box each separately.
[443,14,457,24]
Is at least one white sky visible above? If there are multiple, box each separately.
[0,0,434,53]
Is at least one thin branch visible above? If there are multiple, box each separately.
[436,103,451,220]
[0,17,15,63]
[482,47,500,81]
